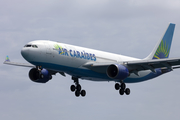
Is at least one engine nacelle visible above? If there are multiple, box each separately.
[106,64,129,80]
[29,68,52,83]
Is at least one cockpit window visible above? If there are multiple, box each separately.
[24,44,38,48]
[24,44,31,47]
[32,45,38,48]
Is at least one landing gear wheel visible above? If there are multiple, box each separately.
[76,84,81,91]
[125,88,130,95]
[119,89,124,95]
[115,82,130,96]
[70,85,76,92]
[115,83,120,90]
[75,90,80,97]
[71,77,86,97]
[121,83,126,90]
[81,90,86,97]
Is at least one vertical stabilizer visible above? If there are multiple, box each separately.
[145,23,175,60]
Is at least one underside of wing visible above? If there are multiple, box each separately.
[4,60,35,67]
[83,58,180,76]
[126,58,180,72]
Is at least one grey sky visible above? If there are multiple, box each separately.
[1,0,180,120]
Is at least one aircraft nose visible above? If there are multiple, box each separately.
[21,47,29,60]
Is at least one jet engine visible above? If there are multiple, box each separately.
[106,64,129,80]
[29,68,52,83]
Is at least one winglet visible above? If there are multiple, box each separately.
[3,56,35,67]
[5,56,10,62]
[145,23,175,60]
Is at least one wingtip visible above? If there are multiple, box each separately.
[5,56,10,62]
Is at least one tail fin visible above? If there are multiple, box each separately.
[145,23,175,60]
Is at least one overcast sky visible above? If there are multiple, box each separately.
[1,0,180,120]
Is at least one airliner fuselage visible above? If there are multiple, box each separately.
[21,40,162,83]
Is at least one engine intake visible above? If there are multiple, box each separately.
[29,68,52,83]
[106,64,129,80]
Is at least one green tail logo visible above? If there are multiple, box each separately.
[153,40,170,59]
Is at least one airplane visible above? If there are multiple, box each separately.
[4,23,180,97]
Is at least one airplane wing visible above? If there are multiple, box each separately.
[83,58,180,75]
[125,58,180,73]
[4,56,35,67]
[4,60,35,67]
[3,56,62,76]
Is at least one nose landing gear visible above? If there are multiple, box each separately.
[115,82,130,95]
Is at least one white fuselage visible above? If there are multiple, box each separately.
[21,40,162,83]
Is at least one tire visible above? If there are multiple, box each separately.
[75,90,80,97]
[125,88,130,95]
[121,83,126,90]
[70,85,76,92]
[119,89,124,95]
[115,83,120,90]
[81,90,86,97]
[76,84,81,91]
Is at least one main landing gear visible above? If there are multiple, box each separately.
[115,82,130,95]
[70,77,86,97]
